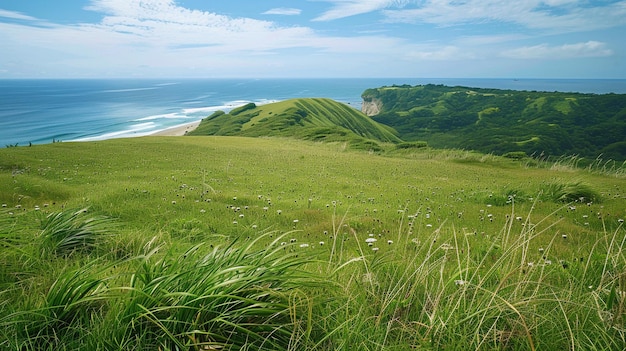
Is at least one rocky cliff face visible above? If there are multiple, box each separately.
[361,98,382,116]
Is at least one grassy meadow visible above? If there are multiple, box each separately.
[0,135,625,350]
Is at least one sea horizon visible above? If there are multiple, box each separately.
[1,77,625,146]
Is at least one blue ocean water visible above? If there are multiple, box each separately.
[1,78,625,146]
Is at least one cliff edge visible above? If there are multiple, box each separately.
[361,97,382,116]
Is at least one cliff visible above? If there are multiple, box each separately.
[361,97,382,116]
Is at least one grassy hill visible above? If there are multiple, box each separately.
[362,84,626,160]
[188,97,401,151]
[1,136,625,350]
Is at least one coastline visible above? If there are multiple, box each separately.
[149,120,201,136]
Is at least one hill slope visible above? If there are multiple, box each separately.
[362,84,626,160]
[188,98,402,150]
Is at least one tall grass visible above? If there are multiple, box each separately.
[1,137,625,350]
[314,204,626,350]
[1,231,321,350]
[39,207,115,256]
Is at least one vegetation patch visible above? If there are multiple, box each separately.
[362,84,626,160]
[540,181,602,203]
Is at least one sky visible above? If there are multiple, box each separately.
[0,0,625,79]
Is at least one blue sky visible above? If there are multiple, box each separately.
[1,0,625,78]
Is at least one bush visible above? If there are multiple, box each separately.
[503,151,528,159]
[396,141,428,149]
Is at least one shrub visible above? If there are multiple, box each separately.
[396,141,428,149]
[503,151,528,159]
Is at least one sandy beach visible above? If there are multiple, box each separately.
[150,121,201,136]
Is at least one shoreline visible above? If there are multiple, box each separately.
[149,120,201,136]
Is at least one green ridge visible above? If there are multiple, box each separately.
[188,98,402,150]
[363,84,626,160]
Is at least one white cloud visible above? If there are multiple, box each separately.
[81,0,318,52]
[0,0,414,77]
[313,0,409,21]
[1,0,622,78]
[263,8,302,16]
[405,45,476,61]
[0,9,37,21]
[502,41,613,59]
[382,0,626,33]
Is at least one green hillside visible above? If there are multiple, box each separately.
[1,136,625,350]
[362,84,626,160]
[188,98,401,150]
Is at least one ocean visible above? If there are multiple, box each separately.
[1,78,625,146]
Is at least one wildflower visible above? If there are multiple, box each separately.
[277,210,282,215]
[372,247,379,252]
[387,240,393,245]
[263,206,269,211]
[239,214,244,218]
[619,219,624,224]
[454,280,467,286]
[539,247,544,253]
[299,243,309,248]
[290,238,297,243]
[562,234,567,239]
[200,209,206,213]
[365,238,377,244]
[426,224,433,228]
[440,243,454,250]
[232,221,238,225]
[252,224,257,229]
[171,201,176,205]
[293,219,299,224]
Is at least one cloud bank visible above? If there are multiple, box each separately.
[0,0,623,78]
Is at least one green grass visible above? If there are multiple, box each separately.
[1,136,625,350]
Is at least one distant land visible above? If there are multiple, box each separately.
[362,84,626,160]
[187,98,401,152]
[189,84,626,161]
